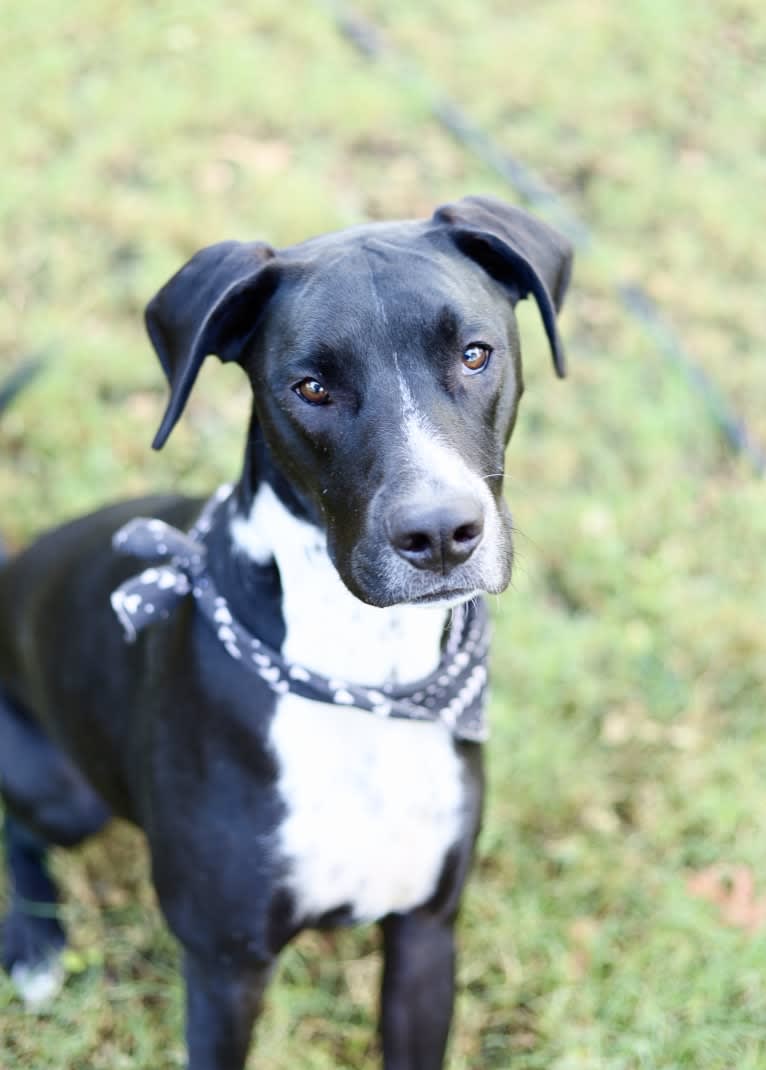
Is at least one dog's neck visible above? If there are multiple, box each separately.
[212,425,448,688]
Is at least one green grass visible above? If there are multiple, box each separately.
[1,1,765,1066]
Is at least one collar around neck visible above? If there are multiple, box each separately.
[110,486,491,742]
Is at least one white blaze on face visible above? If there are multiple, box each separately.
[395,368,506,592]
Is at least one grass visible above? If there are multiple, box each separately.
[1,1,765,1066]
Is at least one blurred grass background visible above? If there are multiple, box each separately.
[1,1,765,1066]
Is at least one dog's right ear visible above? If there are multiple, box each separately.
[146,241,278,449]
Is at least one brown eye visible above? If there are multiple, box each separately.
[294,378,330,405]
[462,343,492,375]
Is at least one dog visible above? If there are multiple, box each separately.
[0,195,572,1069]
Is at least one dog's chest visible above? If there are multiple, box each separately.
[233,487,469,924]
[270,693,465,925]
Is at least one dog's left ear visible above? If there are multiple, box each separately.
[146,240,279,449]
[432,196,573,377]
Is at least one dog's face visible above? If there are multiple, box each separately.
[146,197,572,608]
[249,234,521,606]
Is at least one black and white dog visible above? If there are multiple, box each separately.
[0,196,572,1069]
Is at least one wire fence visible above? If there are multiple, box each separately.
[3,8,763,477]
[0,355,46,418]
[326,1,766,477]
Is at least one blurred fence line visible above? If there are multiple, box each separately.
[326,1,766,477]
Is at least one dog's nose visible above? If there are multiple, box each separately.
[388,496,485,573]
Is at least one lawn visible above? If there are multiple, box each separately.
[1,1,765,1067]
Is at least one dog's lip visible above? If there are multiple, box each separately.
[407,587,481,607]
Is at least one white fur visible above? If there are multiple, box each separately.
[11,957,65,1009]
[398,373,506,593]
[231,484,447,684]
[231,486,467,923]
[270,694,465,924]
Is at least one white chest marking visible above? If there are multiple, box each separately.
[230,484,448,684]
[270,693,465,924]
[397,370,506,592]
[230,486,467,922]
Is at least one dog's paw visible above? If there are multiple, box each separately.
[10,956,65,1009]
[2,908,67,1009]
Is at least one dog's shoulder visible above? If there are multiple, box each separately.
[0,495,202,682]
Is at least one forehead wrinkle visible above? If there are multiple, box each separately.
[361,243,395,341]
[358,245,450,424]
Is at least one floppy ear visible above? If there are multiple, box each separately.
[432,196,573,377]
[146,240,279,449]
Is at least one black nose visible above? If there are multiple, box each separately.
[388,496,485,573]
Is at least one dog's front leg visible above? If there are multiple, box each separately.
[184,950,273,1070]
[380,910,456,1070]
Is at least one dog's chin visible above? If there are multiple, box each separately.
[340,563,512,610]
[406,588,484,609]
[335,534,514,609]
[348,582,504,610]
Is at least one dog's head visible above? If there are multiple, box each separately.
[146,196,572,608]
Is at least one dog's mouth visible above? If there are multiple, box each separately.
[344,544,514,609]
[407,587,483,608]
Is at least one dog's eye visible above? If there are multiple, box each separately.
[294,378,331,405]
[462,343,492,375]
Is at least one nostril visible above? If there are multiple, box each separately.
[453,521,482,545]
[398,531,432,555]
